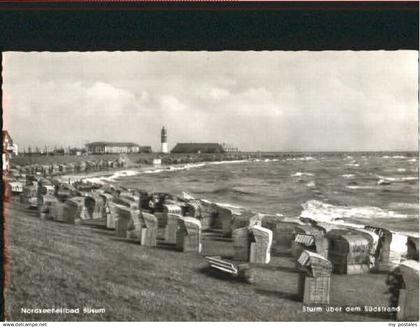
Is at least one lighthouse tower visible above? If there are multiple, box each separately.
[161,126,168,153]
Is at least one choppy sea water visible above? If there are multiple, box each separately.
[86,153,419,234]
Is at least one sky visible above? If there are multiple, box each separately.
[2,51,418,152]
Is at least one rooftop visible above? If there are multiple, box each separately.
[86,142,140,147]
[171,143,225,153]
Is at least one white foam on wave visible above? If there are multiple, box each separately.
[81,169,141,185]
[210,160,249,165]
[291,172,314,177]
[341,174,355,178]
[159,163,207,172]
[345,163,360,167]
[300,200,408,225]
[346,185,376,190]
[214,201,244,210]
[397,168,406,172]
[254,158,279,163]
[79,159,256,185]
[80,166,191,184]
[377,175,418,183]
[392,155,407,159]
[300,156,315,161]
[286,156,316,161]
[306,181,316,188]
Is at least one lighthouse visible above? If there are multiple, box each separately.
[161,126,168,153]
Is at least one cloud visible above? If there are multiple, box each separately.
[159,95,187,112]
[3,80,147,148]
[3,50,418,151]
[209,87,231,100]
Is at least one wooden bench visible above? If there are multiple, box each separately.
[205,256,254,283]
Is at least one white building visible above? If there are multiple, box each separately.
[86,142,141,154]
[3,130,18,173]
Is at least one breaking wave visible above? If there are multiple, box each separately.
[377,175,418,184]
[286,156,316,161]
[252,158,280,163]
[346,185,377,190]
[291,172,314,177]
[80,170,141,185]
[300,199,409,224]
[78,160,253,185]
[306,181,316,188]
[345,163,360,167]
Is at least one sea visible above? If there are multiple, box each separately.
[82,152,419,235]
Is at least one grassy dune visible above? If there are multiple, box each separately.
[4,200,393,321]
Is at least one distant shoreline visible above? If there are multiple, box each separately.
[10,150,419,170]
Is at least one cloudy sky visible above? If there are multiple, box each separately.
[3,51,418,152]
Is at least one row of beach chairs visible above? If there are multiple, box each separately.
[9,174,420,321]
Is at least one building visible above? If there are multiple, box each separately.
[3,130,18,173]
[221,143,239,152]
[86,142,142,154]
[161,126,168,154]
[3,131,18,156]
[171,143,225,154]
[69,147,86,156]
[139,146,152,153]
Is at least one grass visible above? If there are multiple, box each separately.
[4,199,394,322]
